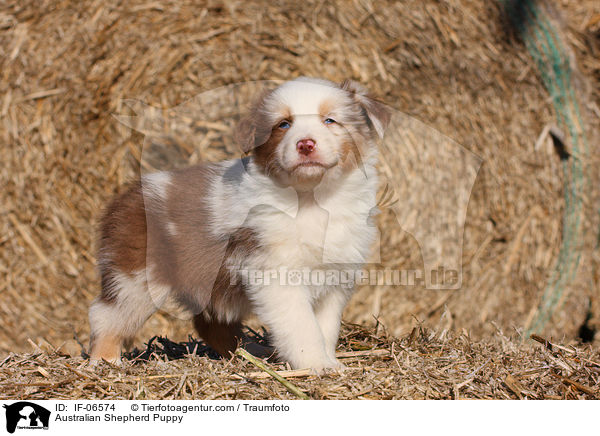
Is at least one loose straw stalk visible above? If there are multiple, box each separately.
[235,348,310,400]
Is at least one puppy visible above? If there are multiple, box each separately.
[89,77,390,371]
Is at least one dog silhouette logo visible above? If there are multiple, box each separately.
[3,402,50,433]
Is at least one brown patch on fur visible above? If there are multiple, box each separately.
[96,163,260,315]
[190,226,258,357]
[318,98,335,118]
[135,165,215,313]
[253,125,286,176]
[98,182,147,303]
[95,162,262,361]
[160,163,259,321]
[193,314,243,357]
[235,88,292,175]
[279,107,292,122]
[208,227,257,318]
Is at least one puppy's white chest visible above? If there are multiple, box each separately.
[263,204,330,267]
[260,203,371,268]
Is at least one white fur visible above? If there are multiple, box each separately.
[166,221,177,237]
[314,290,351,361]
[249,282,340,371]
[89,268,169,344]
[142,171,171,201]
[268,78,349,118]
[268,79,358,179]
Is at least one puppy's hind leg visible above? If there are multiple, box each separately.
[193,313,243,358]
[89,269,169,364]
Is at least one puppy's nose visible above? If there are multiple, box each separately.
[296,138,316,156]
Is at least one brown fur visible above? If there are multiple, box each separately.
[192,315,243,358]
[234,89,278,155]
[253,124,287,177]
[206,227,258,320]
[318,98,335,118]
[97,183,147,303]
[94,163,260,358]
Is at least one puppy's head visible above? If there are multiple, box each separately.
[236,78,390,190]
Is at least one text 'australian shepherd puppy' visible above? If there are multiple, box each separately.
[89,77,390,372]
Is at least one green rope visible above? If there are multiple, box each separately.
[503,0,589,337]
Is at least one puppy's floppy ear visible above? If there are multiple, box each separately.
[234,89,274,154]
[234,115,257,155]
[341,79,391,138]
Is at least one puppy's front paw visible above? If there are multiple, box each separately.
[319,359,346,375]
[301,357,346,375]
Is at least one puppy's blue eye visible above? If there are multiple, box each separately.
[278,120,291,129]
[324,118,336,125]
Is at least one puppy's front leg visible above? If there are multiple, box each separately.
[314,289,349,364]
[251,284,337,372]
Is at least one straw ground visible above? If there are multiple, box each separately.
[1,0,599,399]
